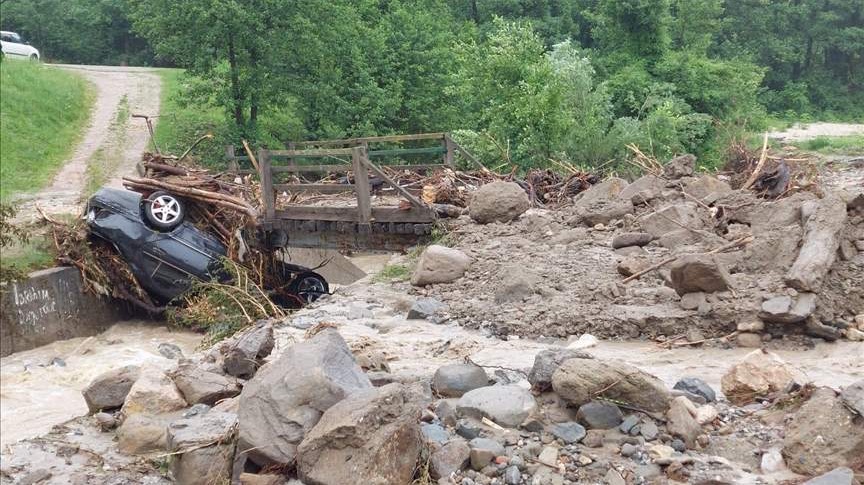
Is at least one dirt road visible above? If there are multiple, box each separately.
[13,65,161,220]
[768,121,864,141]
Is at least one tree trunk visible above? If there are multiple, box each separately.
[227,36,245,128]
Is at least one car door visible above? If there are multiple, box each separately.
[3,34,25,57]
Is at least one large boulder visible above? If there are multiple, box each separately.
[297,383,421,485]
[552,359,671,413]
[782,387,864,475]
[223,321,275,379]
[786,193,848,291]
[669,254,732,296]
[618,175,666,205]
[571,198,634,226]
[469,181,529,224]
[663,154,696,179]
[682,175,732,202]
[432,364,489,398]
[528,349,593,392]
[170,362,241,406]
[456,385,537,427]
[167,411,237,485]
[411,245,472,286]
[665,396,701,448]
[574,177,629,207]
[639,203,704,239]
[803,468,856,485]
[117,413,173,454]
[82,365,140,414]
[121,366,187,417]
[238,330,372,466]
[431,440,470,479]
[721,349,808,405]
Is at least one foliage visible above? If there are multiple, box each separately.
[0,0,154,65]
[0,60,95,199]
[800,135,864,155]
[0,203,42,283]
[372,264,411,283]
[166,259,284,345]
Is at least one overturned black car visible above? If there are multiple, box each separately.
[85,188,328,307]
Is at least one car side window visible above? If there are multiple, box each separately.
[0,35,10,42]
[10,33,22,43]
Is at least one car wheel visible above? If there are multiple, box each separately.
[29,54,38,62]
[287,272,329,304]
[143,191,185,231]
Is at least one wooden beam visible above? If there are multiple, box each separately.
[268,148,355,157]
[274,206,436,223]
[291,132,446,147]
[444,133,455,166]
[368,146,446,157]
[273,183,355,194]
[352,147,372,223]
[271,164,352,173]
[259,149,275,219]
[359,156,428,209]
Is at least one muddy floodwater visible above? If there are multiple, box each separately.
[0,321,200,447]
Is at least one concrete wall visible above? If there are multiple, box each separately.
[1,267,127,357]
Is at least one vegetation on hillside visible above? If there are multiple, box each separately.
[3,0,862,170]
[0,60,94,199]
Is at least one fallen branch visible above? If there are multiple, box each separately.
[742,132,769,189]
[123,176,258,218]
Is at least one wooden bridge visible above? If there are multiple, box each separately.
[226,133,476,250]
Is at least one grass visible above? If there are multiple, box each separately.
[799,135,864,155]
[83,95,130,195]
[0,59,95,200]
[152,68,224,165]
[1,237,56,274]
[372,263,411,283]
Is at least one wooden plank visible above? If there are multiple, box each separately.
[259,149,276,219]
[387,163,448,171]
[368,146,446,157]
[274,206,436,223]
[268,148,355,157]
[273,183,355,194]
[359,156,427,209]
[291,132,446,147]
[271,163,352,173]
[352,147,372,223]
[225,146,238,172]
[449,138,486,170]
[444,133,455,166]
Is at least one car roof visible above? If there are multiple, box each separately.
[1,31,15,35]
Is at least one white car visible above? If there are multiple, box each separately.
[0,31,40,60]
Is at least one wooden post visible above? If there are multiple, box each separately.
[226,145,238,172]
[443,133,455,167]
[352,146,372,223]
[259,149,275,220]
[287,141,296,172]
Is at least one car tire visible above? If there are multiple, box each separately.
[29,54,38,61]
[287,272,329,304]
[143,191,185,231]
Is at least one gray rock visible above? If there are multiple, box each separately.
[167,411,238,485]
[238,329,372,466]
[170,362,241,406]
[548,422,586,444]
[431,440,470,479]
[552,358,671,413]
[422,423,451,446]
[639,203,704,239]
[682,175,732,201]
[574,177,629,207]
[802,467,855,485]
[673,377,716,403]
[157,343,184,360]
[635,463,662,479]
[433,364,489,398]
[456,385,537,428]
[611,232,654,249]
[493,265,541,304]
[82,365,140,414]
[223,321,275,379]
[576,401,624,429]
[297,383,421,485]
[435,399,458,427]
[669,254,731,296]
[527,349,593,392]
[456,419,481,440]
[121,366,187,417]
[618,415,640,433]
[572,198,634,226]
[621,443,638,457]
[468,437,505,456]
[411,245,472,286]
[117,413,172,454]
[503,465,521,485]
[786,193,847,292]
[407,297,448,320]
[469,181,529,224]
[94,412,117,431]
[670,439,686,452]
[618,176,666,204]
[840,379,864,416]
[640,421,659,441]
[759,293,817,324]
[663,154,696,179]
[182,403,211,418]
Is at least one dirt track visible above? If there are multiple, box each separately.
[13,65,161,220]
